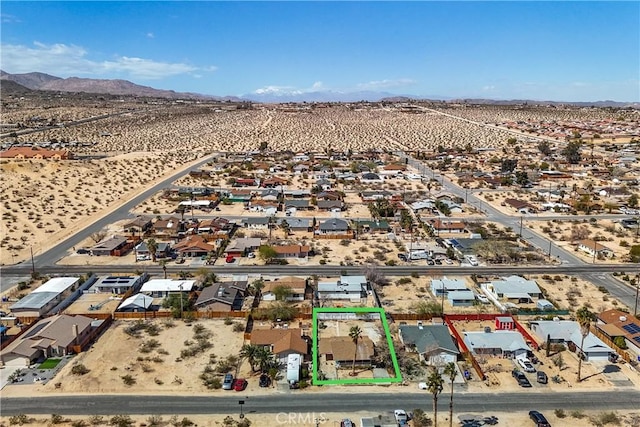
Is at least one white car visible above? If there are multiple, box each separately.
[476,294,490,304]
[517,358,536,373]
[418,382,427,390]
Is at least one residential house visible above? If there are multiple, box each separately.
[360,172,383,183]
[596,309,640,358]
[135,241,171,261]
[360,190,391,202]
[225,237,262,257]
[90,236,130,256]
[399,324,460,365]
[273,245,311,259]
[117,294,153,312]
[173,235,216,258]
[260,188,281,201]
[318,336,375,367]
[577,239,614,258]
[234,178,257,187]
[352,219,390,234]
[152,217,183,238]
[283,199,310,211]
[316,191,343,201]
[242,217,271,229]
[9,277,81,318]
[194,282,246,311]
[317,200,344,211]
[281,218,312,232]
[250,328,309,363]
[317,275,367,301]
[503,198,538,214]
[225,189,253,203]
[261,177,288,188]
[463,330,530,358]
[429,219,467,234]
[317,218,351,236]
[123,217,152,235]
[261,277,307,302]
[0,314,95,366]
[529,320,614,361]
[141,279,195,298]
[430,277,469,297]
[93,275,143,294]
[483,275,543,303]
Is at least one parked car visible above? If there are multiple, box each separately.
[340,419,354,427]
[225,255,235,263]
[518,358,536,373]
[512,369,532,387]
[536,371,548,384]
[529,410,551,427]
[222,373,234,390]
[76,248,90,254]
[394,409,409,426]
[247,252,256,258]
[397,253,407,261]
[444,258,453,265]
[233,378,247,391]
[418,382,428,390]
[175,257,185,264]
[259,373,271,388]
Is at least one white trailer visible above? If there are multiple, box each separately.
[286,354,301,384]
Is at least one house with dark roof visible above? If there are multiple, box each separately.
[123,217,153,235]
[194,282,246,311]
[242,217,270,229]
[596,309,640,357]
[90,236,130,256]
[250,328,309,363]
[280,218,312,232]
[317,200,344,211]
[399,324,460,365]
[317,218,351,236]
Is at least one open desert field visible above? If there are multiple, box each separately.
[0,152,201,266]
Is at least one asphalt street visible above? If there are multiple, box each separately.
[2,391,639,416]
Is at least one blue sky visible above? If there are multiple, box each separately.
[1,1,638,101]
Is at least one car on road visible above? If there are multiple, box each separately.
[394,409,408,426]
[259,373,271,388]
[536,371,548,384]
[397,253,407,261]
[222,373,234,390]
[518,358,536,373]
[233,378,247,391]
[512,369,532,387]
[529,410,551,427]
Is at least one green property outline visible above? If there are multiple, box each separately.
[312,307,403,385]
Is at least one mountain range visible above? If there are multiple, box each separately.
[1,70,638,107]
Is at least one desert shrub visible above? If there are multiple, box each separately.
[140,339,161,353]
[108,415,134,427]
[397,277,412,285]
[120,374,136,386]
[589,412,621,426]
[71,364,90,375]
[71,420,88,427]
[50,414,68,424]
[554,409,566,418]
[88,415,105,425]
[570,410,586,419]
[147,415,163,426]
[224,317,233,325]
[233,322,245,332]
[9,414,31,425]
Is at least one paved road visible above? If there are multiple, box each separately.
[2,390,639,416]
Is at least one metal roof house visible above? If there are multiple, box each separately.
[463,330,530,359]
[484,275,543,303]
[9,277,80,318]
[529,320,614,362]
[317,275,367,301]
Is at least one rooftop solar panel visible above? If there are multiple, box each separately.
[634,336,640,344]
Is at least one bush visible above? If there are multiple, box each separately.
[224,317,233,325]
[88,415,104,425]
[589,412,621,427]
[233,322,245,333]
[108,415,134,427]
[120,374,136,386]
[554,409,566,418]
[71,420,88,427]
[9,414,30,425]
[71,364,90,375]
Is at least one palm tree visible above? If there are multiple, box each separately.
[255,346,273,373]
[159,259,167,279]
[349,326,363,376]
[576,306,596,382]
[443,362,457,427]
[240,344,260,372]
[146,238,158,262]
[426,367,444,427]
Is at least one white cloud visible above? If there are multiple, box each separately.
[482,85,496,91]
[311,81,324,90]
[356,78,416,90]
[253,85,302,95]
[146,32,154,39]
[0,41,216,80]
[1,14,21,23]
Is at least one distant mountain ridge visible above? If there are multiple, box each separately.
[1,70,637,107]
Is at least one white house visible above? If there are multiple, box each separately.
[484,276,543,303]
[399,324,460,365]
[317,275,367,301]
[529,320,614,362]
[140,279,195,298]
[463,330,530,359]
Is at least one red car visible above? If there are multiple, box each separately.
[233,378,247,391]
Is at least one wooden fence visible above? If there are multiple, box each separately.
[71,316,113,353]
[591,325,631,363]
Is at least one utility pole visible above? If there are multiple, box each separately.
[548,239,552,260]
[519,216,523,237]
[30,246,35,276]
[634,273,639,317]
